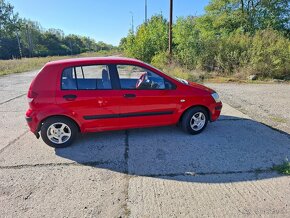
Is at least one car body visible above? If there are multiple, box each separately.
[25,57,222,147]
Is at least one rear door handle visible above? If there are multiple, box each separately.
[123,93,136,98]
[63,94,77,101]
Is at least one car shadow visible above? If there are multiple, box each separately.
[55,115,290,183]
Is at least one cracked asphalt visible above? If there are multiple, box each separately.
[0,71,290,217]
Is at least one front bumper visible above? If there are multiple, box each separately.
[210,102,222,122]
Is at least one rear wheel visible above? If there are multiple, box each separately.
[181,107,209,135]
[41,117,78,148]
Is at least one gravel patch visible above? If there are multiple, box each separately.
[206,83,290,134]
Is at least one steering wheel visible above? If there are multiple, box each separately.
[136,73,146,89]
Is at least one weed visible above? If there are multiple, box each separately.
[272,160,290,175]
[269,116,287,123]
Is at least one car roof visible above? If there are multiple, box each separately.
[45,56,145,67]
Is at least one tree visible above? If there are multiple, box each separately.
[0,0,22,59]
[203,0,290,35]
[118,37,127,51]
[173,16,202,69]
[124,15,168,63]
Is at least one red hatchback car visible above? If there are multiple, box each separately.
[26,57,222,147]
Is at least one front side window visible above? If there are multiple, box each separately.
[61,65,112,90]
[117,65,167,90]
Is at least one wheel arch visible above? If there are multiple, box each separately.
[179,105,211,123]
[37,114,81,133]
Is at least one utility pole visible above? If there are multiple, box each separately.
[169,0,173,58]
[130,11,134,34]
[145,0,148,24]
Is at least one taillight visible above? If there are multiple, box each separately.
[27,90,38,103]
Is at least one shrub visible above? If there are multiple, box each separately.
[250,29,290,79]
[151,51,170,70]
[173,17,202,69]
[215,30,252,75]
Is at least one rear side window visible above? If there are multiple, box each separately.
[61,65,112,90]
[62,68,77,90]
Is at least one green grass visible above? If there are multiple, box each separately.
[156,63,207,83]
[272,161,290,175]
[0,50,120,76]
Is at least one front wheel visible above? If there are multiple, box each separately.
[41,117,78,148]
[181,107,209,135]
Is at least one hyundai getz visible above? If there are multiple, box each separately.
[26,57,222,148]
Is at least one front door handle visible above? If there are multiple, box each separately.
[63,94,77,101]
[123,93,136,98]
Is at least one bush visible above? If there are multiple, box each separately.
[250,29,290,79]
[151,51,170,70]
[215,30,252,74]
[173,17,201,69]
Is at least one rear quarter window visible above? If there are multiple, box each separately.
[61,65,112,90]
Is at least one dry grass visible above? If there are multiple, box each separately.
[204,76,290,84]
[157,63,207,83]
[151,61,275,84]
[154,59,290,84]
[0,50,119,76]
[269,115,287,123]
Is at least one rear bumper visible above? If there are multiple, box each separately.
[25,109,39,133]
[210,102,222,122]
[25,116,33,122]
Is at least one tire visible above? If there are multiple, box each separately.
[181,107,209,135]
[41,117,78,148]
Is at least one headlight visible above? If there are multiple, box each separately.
[211,92,220,103]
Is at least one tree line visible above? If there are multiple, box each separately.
[121,0,290,80]
[0,0,114,60]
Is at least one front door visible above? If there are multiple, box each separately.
[115,64,178,129]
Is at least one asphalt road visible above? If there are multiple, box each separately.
[0,71,290,217]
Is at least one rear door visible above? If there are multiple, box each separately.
[56,64,120,132]
[115,64,178,129]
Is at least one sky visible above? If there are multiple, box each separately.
[9,0,210,46]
